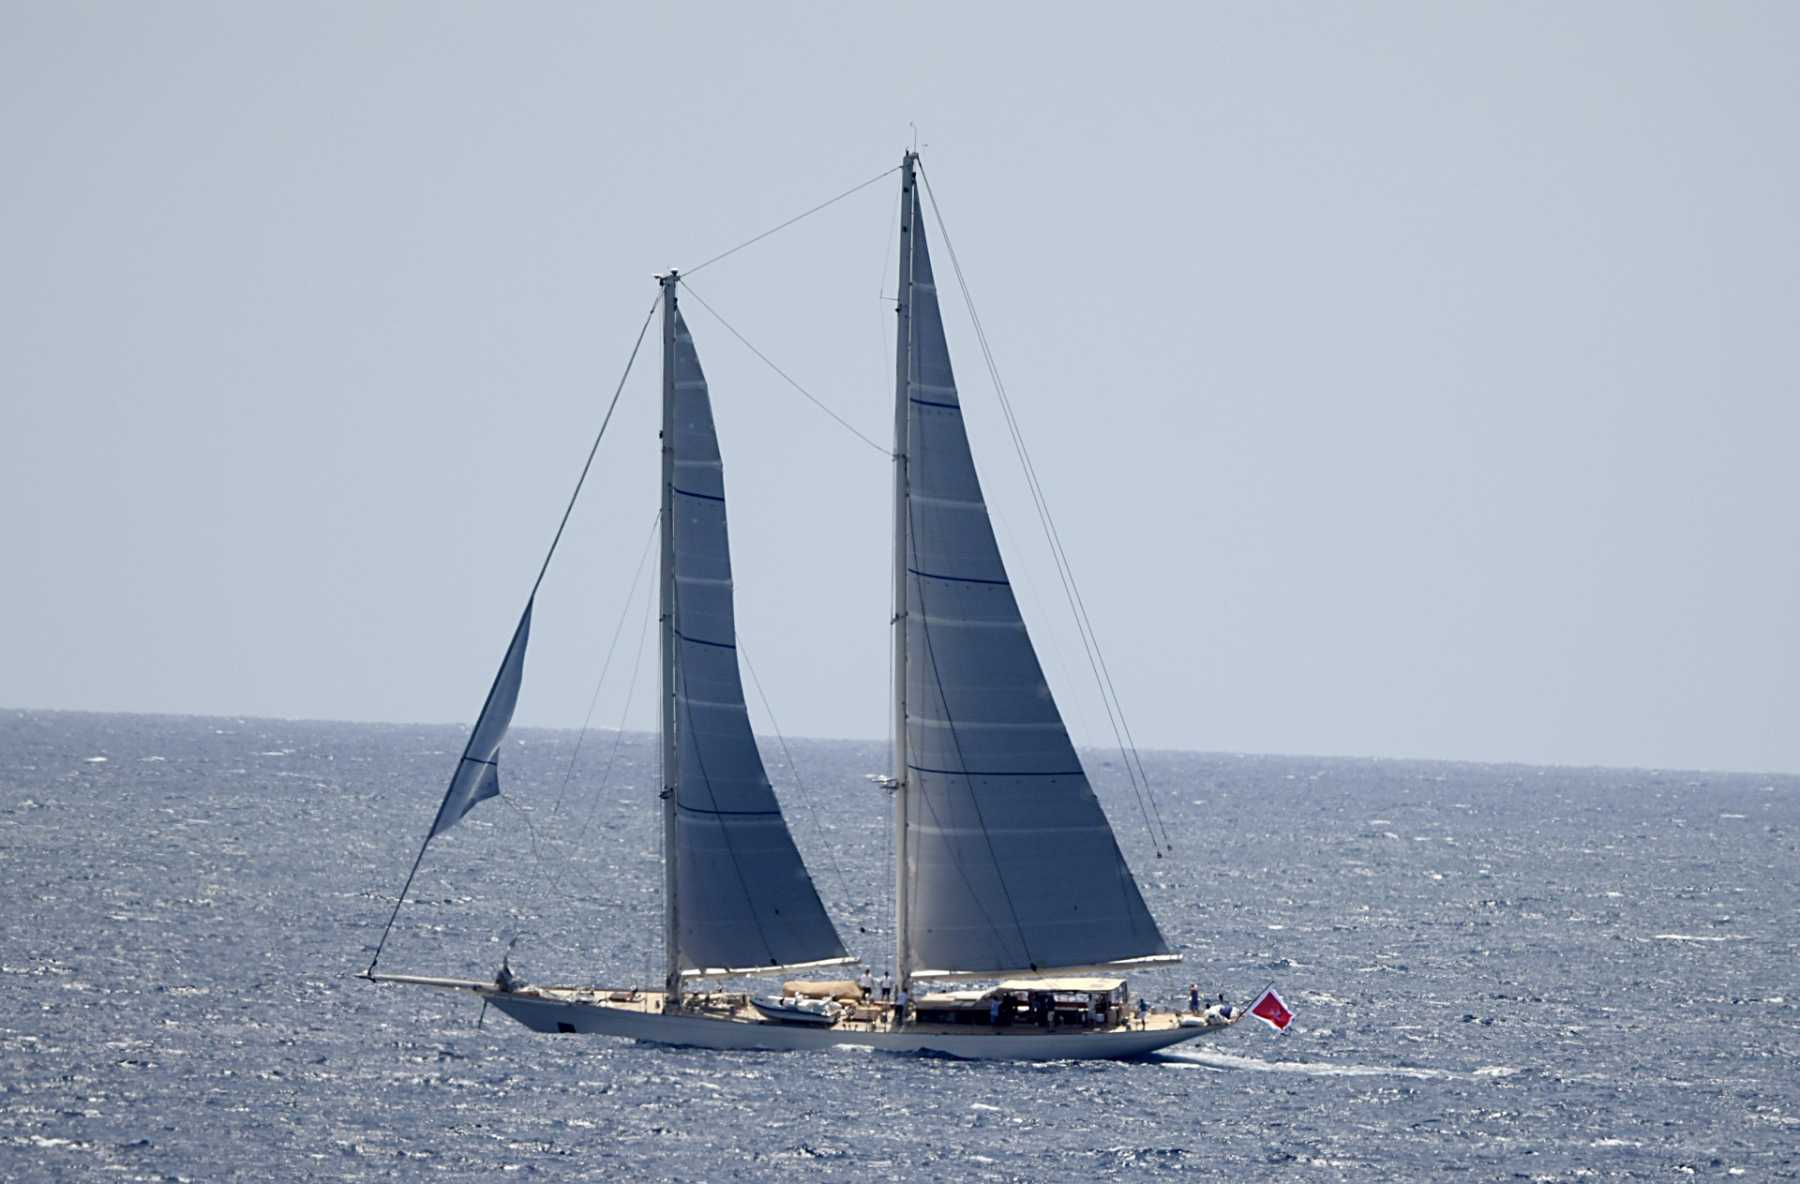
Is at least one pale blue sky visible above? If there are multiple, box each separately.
[4,2,1797,773]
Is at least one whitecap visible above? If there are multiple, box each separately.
[1651,933,1747,943]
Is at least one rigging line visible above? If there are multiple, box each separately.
[738,640,855,928]
[366,294,660,976]
[683,164,902,277]
[522,515,664,929]
[881,404,897,959]
[499,791,546,866]
[570,568,657,855]
[651,700,664,991]
[925,249,1172,867]
[665,520,780,965]
[880,182,901,960]
[943,247,1172,864]
[528,295,660,604]
[913,175,1140,785]
[495,791,552,950]
[673,659,781,967]
[910,173,1135,777]
[548,511,661,822]
[916,162,1173,856]
[464,525,662,971]
[909,538,1044,969]
[677,279,892,457]
[897,183,1035,968]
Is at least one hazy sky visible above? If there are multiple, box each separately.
[4,2,1797,773]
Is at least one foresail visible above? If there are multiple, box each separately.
[899,205,1169,975]
[429,600,531,838]
[668,309,849,973]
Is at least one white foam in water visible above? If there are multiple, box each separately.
[1651,934,1747,943]
[1165,1049,1491,1081]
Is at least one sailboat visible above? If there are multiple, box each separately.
[362,153,1252,1060]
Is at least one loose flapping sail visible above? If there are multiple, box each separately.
[368,597,534,971]
[664,299,850,976]
[430,600,532,838]
[893,156,1171,977]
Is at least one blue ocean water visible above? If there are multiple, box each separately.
[2,709,1796,1181]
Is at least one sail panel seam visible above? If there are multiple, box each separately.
[908,566,1009,587]
[673,630,736,650]
[909,763,1085,778]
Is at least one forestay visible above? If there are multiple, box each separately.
[898,196,1170,976]
[667,308,849,975]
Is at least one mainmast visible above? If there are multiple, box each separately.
[658,270,682,1003]
[892,152,917,1001]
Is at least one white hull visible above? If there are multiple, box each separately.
[376,976,1231,1061]
[489,993,1223,1060]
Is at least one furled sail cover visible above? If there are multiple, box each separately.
[428,600,532,838]
[900,212,1169,974]
[668,310,848,973]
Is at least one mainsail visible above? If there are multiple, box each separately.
[894,157,1171,976]
[664,301,849,975]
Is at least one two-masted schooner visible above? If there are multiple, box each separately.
[362,153,1250,1060]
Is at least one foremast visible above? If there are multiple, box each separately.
[658,270,681,1003]
[892,151,918,1002]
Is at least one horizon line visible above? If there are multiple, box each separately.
[6,704,1796,783]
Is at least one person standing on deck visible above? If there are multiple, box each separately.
[857,967,873,1000]
[1136,995,1150,1030]
[879,970,892,1002]
[1188,983,1201,1014]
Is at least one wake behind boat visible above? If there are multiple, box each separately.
[361,152,1283,1061]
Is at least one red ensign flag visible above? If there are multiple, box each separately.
[1249,986,1294,1032]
